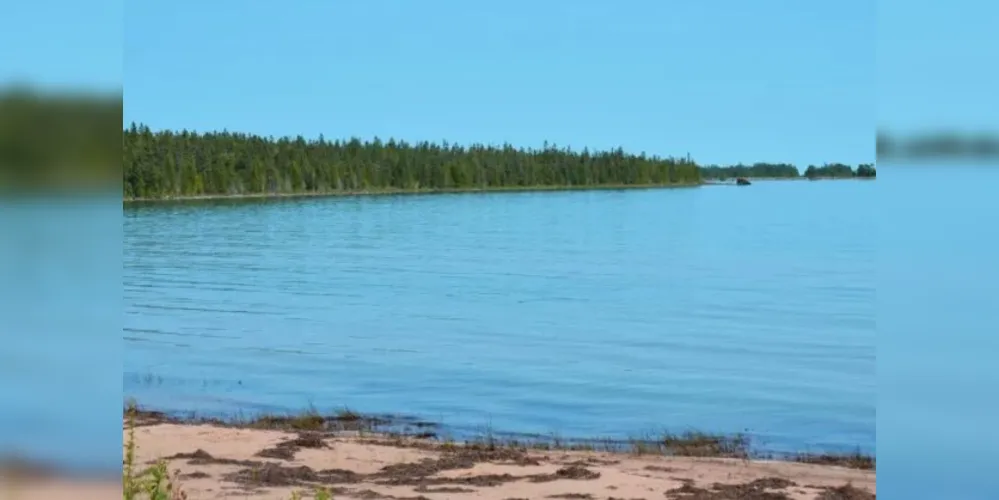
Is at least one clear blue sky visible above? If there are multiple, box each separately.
[9,1,997,166]
[120,0,874,167]
[878,0,999,135]
[1,0,122,92]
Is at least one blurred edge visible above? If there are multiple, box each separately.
[0,468,119,500]
[0,85,995,192]
[0,84,122,195]
[877,130,999,162]
[0,83,123,483]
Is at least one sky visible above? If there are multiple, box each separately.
[3,0,879,167]
[877,0,999,135]
[119,0,875,167]
[0,0,122,93]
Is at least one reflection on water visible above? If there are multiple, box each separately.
[125,183,876,454]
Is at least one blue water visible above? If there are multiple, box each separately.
[1,195,121,477]
[878,167,999,499]
[124,181,876,455]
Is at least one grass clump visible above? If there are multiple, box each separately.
[289,488,333,500]
[625,430,750,458]
[792,450,875,471]
[661,430,750,458]
[334,407,362,422]
[123,401,187,500]
[249,406,326,431]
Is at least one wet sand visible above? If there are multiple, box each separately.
[118,421,874,500]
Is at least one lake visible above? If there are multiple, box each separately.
[123,180,876,455]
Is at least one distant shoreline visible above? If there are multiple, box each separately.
[122,182,700,204]
[703,176,875,184]
[122,177,869,204]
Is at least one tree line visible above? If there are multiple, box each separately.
[124,124,703,199]
[804,163,876,179]
[123,124,874,199]
[700,163,800,179]
[702,162,876,180]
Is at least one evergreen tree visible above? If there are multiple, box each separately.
[122,125,705,198]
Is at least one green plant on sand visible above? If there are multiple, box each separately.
[123,401,187,500]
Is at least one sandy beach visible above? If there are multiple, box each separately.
[113,413,874,500]
[3,411,875,500]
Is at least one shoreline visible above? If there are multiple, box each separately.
[123,405,876,467]
[704,176,874,183]
[122,177,871,204]
[112,404,875,500]
[122,183,700,204]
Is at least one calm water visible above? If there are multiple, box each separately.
[124,181,876,454]
[877,167,999,499]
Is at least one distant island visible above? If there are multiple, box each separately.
[700,162,876,181]
[123,124,874,201]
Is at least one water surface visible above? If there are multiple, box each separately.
[877,167,999,499]
[124,181,876,454]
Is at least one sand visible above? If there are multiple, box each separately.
[111,422,875,500]
[5,419,875,499]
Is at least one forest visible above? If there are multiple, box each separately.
[804,163,876,179]
[122,124,874,199]
[123,124,705,199]
[701,162,876,180]
[700,163,801,179]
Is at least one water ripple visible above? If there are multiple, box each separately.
[124,183,876,454]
